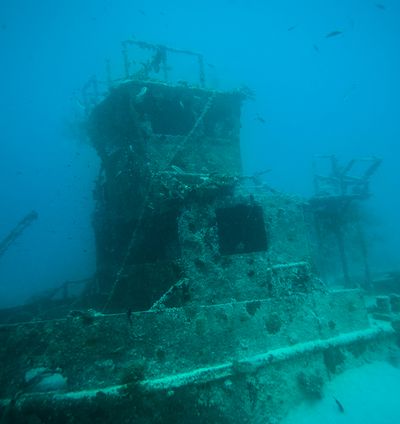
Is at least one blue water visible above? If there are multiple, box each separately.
[0,0,399,306]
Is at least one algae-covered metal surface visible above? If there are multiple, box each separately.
[0,290,371,397]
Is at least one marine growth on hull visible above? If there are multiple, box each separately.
[0,39,398,424]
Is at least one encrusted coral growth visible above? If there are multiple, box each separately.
[120,359,147,385]
[264,312,282,334]
[296,370,324,399]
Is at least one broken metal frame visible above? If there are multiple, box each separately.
[312,155,381,200]
[311,155,381,290]
[120,39,206,88]
[80,39,206,114]
[0,211,38,261]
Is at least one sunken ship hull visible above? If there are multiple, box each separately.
[1,44,399,424]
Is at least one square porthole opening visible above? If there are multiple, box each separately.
[216,204,268,255]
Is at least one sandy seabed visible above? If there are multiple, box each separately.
[282,361,400,424]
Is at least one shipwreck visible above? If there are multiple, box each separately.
[0,40,399,424]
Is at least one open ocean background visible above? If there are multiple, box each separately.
[1,0,399,310]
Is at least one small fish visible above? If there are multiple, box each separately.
[138,9,146,16]
[255,114,266,124]
[206,62,216,69]
[325,30,343,38]
[287,25,297,31]
[334,397,345,413]
[313,44,320,53]
[375,3,386,10]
